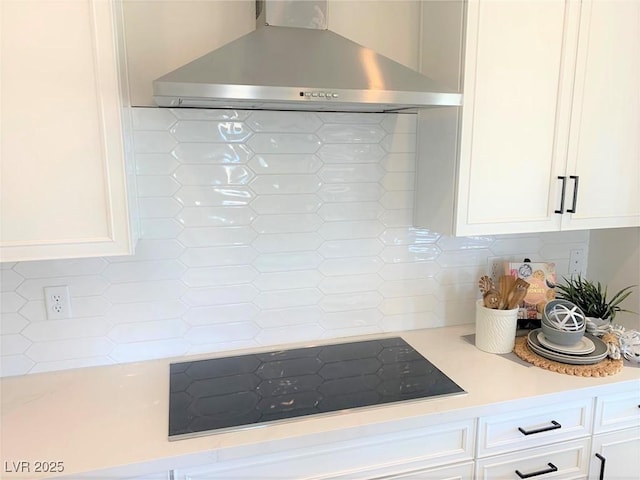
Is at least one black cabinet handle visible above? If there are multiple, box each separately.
[518,420,561,436]
[566,175,579,213]
[555,176,567,214]
[595,453,606,480]
[515,462,558,479]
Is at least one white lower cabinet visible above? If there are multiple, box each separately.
[475,397,593,479]
[474,386,640,480]
[93,383,640,480]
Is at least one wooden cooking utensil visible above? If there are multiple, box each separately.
[498,275,514,309]
[506,279,530,310]
[483,289,501,309]
[478,275,494,295]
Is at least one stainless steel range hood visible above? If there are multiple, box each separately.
[153,1,462,112]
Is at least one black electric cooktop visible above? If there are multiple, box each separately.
[169,337,465,439]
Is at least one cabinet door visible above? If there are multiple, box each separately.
[562,0,640,230]
[454,0,580,236]
[590,428,640,480]
[0,0,133,261]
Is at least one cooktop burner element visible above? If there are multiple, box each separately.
[169,337,464,439]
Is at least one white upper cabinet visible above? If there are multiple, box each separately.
[0,0,135,262]
[457,0,576,235]
[415,0,640,236]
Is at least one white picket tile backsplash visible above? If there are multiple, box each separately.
[0,108,590,377]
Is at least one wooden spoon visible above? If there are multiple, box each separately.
[498,275,514,309]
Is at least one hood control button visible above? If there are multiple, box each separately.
[301,91,338,99]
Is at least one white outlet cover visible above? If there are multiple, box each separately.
[44,286,72,320]
[568,248,585,275]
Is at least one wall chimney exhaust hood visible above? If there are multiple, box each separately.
[153,0,462,113]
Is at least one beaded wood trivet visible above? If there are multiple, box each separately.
[513,336,623,377]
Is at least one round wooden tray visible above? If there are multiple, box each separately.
[513,336,623,377]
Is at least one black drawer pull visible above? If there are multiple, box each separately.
[566,175,579,213]
[518,420,561,436]
[595,453,606,480]
[555,176,567,214]
[515,462,558,479]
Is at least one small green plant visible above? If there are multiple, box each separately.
[556,275,636,321]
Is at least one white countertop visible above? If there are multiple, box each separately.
[1,324,639,479]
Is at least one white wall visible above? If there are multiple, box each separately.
[122,0,255,106]
[0,108,590,377]
[587,228,640,330]
[328,0,421,70]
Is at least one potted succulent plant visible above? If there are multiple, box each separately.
[555,274,636,322]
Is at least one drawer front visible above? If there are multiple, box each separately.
[181,419,476,480]
[380,461,475,480]
[594,388,640,434]
[478,398,593,457]
[475,437,590,480]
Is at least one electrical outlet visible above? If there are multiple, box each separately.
[568,248,585,276]
[44,286,72,320]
